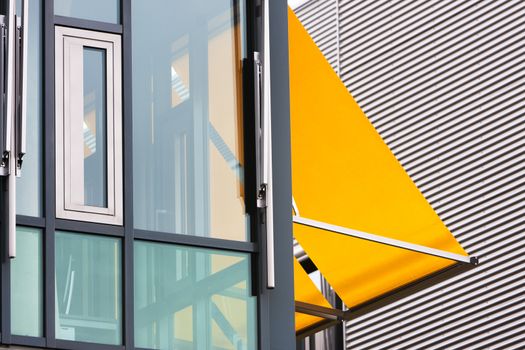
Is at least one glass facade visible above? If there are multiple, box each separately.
[11,227,43,337]
[134,241,257,349]
[82,47,108,208]
[55,232,122,345]
[132,0,249,241]
[1,0,271,349]
[54,0,121,24]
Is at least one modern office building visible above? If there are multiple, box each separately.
[294,0,525,349]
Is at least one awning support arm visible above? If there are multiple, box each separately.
[295,301,345,321]
[293,216,478,265]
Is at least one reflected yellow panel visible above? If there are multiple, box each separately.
[294,259,332,331]
[209,145,246,241]
[208,11,247,241]
[174,306,193,343]
[212,294,250,349]
[288,8,467,308]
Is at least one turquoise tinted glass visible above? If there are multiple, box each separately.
[132,0,249,241]
[16,0,43,216]
[54,0,120,24]
[83,47,108,208]
[55,232,122,345]
[134,241,257,349]
[11,227,43,336]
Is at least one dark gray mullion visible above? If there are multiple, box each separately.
[133,230,257,254]
[1,195,11,344]
[10,335,46,347]
[121,0,134,348]
[252,1,270,348]
[44,0,56,346]
[55,219,125,237]
[54,15,122,34]
[16,215,46,228]
[266,0,295,348]
[55,339,125,350]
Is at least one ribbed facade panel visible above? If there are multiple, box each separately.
[294,0,339,73]
[294,0,525,349]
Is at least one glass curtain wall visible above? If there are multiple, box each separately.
[2,0,257,349]
[134,242,256,349]
[132,0,249,241]
[54,0,120,23]
[55,232,122,345]
[10,227,43,337]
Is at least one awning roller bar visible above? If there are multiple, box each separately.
[293,216,477,265]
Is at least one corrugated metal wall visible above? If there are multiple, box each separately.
[294,0,525,349]
[294,0,339,73]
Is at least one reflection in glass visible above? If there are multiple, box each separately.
[132,0,249,240]
[134,241,257,350]
[11,227,43,336]
[54,0,120,24]
[83,48,107,208]
[16,0,43,216]
[55,232,122,345]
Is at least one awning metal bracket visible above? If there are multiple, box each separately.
[0,0,29,259]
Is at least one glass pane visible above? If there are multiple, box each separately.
[132,0,249,241]
[11,227,43,336]
[83,48,107,208]
[54,0,120,24]
[134,241,257,350]
[55,231,122,345]
[16,0,43,216]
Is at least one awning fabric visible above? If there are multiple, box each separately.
[293,258,332,331]
[288,7,469,332]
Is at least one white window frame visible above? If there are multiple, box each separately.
[55,26,123,225]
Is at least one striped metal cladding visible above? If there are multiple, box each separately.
[294,0,340,73]
[294,0,525,348]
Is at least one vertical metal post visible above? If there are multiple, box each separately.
[0,15,7,174]
[15,0,28,176]
[262,0,275,290]
[5,0,17,258]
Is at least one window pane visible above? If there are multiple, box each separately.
[132,0,249,241]
[83,47,107,208]
[134,241,257,349]
[55,232,122,345]
[16,0,43,216]
[54,0,120,24]
[11,227,43,336]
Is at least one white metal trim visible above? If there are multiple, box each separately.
[262,0,275,289]
[55,26,123,226]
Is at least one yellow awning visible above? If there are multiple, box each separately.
[288,7,472,332]
[293,258,332,332]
